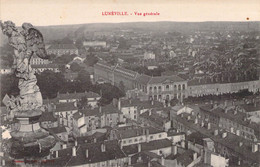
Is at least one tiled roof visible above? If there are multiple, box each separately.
[240,103,260,112]
[166,150,196,167]
[48,126,67,134]
[72,112,84,120]
[123,138,172,155]
[121,99,163,109]
[115,126,164,139]
[148,75,186,84]
[39,112,57,122]
[50,140,126,166]
[55,102,78,112]
[135,74,152,85]
[140,111,169,127]
[48,44,78,50]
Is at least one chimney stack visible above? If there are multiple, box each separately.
[193,152,198,161]
[252,143,258,153]
[55,150,59,158]
[101,143,106,152]
[118,98,121,110]
[138,143,141,153]
[222,132,227,138]
[194,117,198,124]
[161,156,165,166]
[201,121,204,127]
[86,149,89,158]
[72,146,76,156]
[181,140,185,148]
[172,144,177,155]
[236,130,240,136]
[75,140,78,147]
[239,142,243,147]
[214,129,218,136]
[207,123,211,130]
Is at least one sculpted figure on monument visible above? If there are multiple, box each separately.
[1,21,49,117]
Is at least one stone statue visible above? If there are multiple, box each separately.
[1,21,49,118]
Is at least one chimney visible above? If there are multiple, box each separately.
[187,116,191,121]
[201,121,204,127]
[149,110,151,116]
[161,156,165,166]
[193,152,198,161]
[151,100,154,105]
[75,140,78,146]
[236,129,240,136]
[172,144,177,155]
[207,123,211,130]
[94,138,97,143]
[252,143,258,153]
[101,143,106,152]
[118,98,121,110]
[194,117,198,124]
[239,142,243,147]
[225,108,228,113]
[99,106,102,113]
[2,160,5,166]
[138,143,141,153]
[234,110,237,115]
[222,132,227,138]
[230,127,234,134]
[55,150,59,158]
[72,146,76,156]
[214,129,218,136]
[224,100,227,107]
[86,149,89,158]
[181,113,184,118]
[128,155,131,165]
[181,140,185,148]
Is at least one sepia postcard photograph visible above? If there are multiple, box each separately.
[0,0,260,166]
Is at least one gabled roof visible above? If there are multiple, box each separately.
[135,74,152,85]
[48,126,67,134]
[114,126,164,139]
[55,102,78,112]
[50,140,126,166]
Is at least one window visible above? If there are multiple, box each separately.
[123,140,126,144]
[134,139,138,142]
[129,139,132,143]
[150,136,153,139]
[154,86,157,91]
[139,137,143,141]
[149,87,153,91]
[158,86,162,91]
[182,84,186,90]
[134,115,137,119]
[166,85,170,90]
[159,134,162,138]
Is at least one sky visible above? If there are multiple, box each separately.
[0,0,260,26]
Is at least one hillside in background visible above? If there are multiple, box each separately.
[1,21,260,46]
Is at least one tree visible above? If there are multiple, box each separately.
[93,83,125,106]
[118,81,125,93]
[170,98,179,106]
[53,54,77,65]
[0,74,19,105]
[84,54,98,67]
[70,62,82,72]
[78,96,89,109]
[36,70,66,99]
[75,70,92,92]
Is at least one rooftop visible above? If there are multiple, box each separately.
[48,126,67,134]
[55,102,78,112]
[49,140,126,166]
[39,112,57,122]
[48,44,78,50]
[56,91,100,100]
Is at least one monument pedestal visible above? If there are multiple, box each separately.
[9,110,56,159]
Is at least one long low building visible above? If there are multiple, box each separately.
[94,61,260,102]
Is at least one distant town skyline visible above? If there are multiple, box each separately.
[1,0,260,26]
